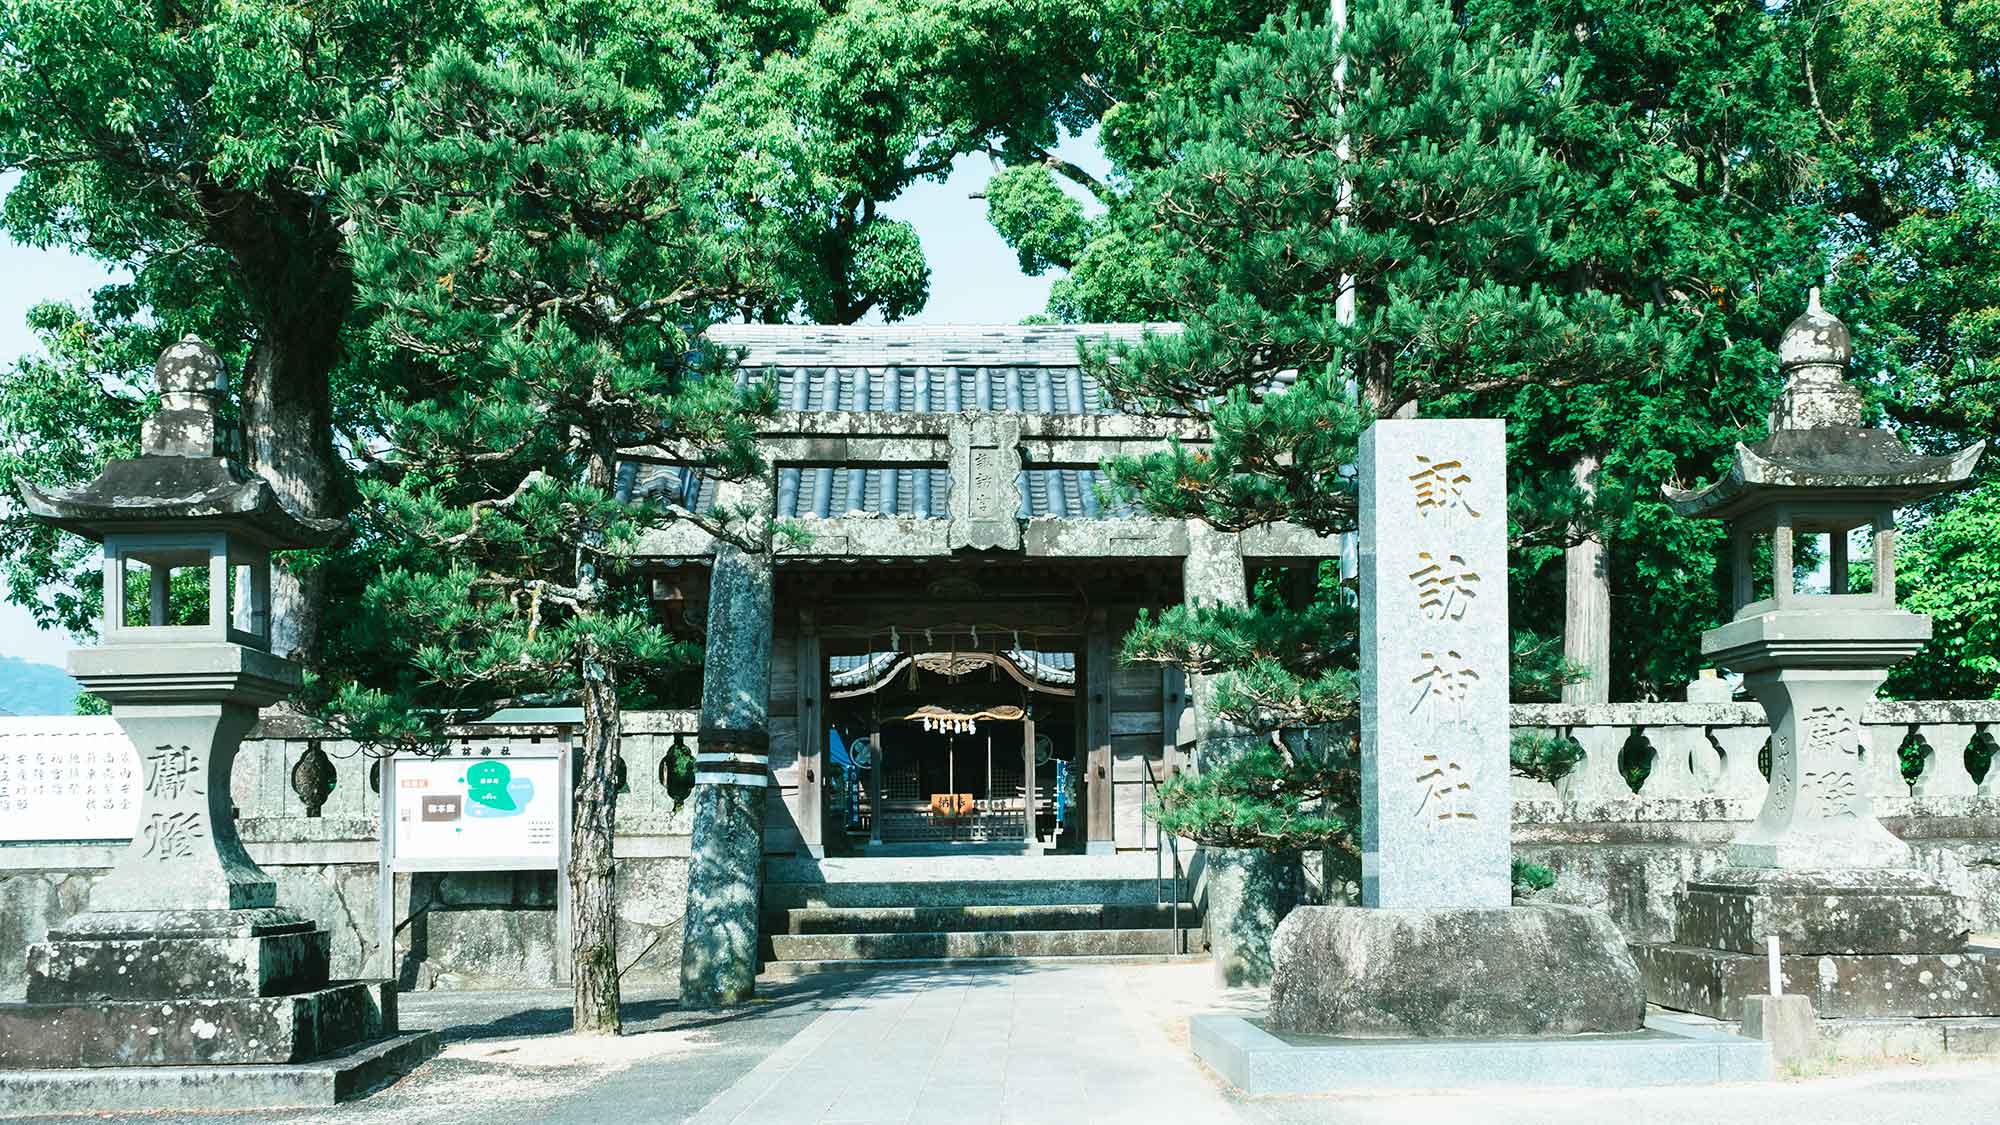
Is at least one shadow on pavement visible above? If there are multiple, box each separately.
[404,960,1044,1046]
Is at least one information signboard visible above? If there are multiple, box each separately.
[379,741,571,981]
[0,718,141,842]
[386,749,563,868]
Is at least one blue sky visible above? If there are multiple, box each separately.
[0,139,1107,669]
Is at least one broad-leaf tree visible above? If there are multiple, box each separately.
[0,0,506,658]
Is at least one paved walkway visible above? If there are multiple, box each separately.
[690,964,1242,1125]
[13,962,2000,1123]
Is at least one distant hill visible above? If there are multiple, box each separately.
[0,655,82,716]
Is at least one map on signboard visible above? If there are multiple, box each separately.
[0,717,142,842]
[392,750,561,865]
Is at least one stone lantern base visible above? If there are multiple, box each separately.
[0,651,435,1107]
[1634,868,2000,1020]
[0,909,395,1068]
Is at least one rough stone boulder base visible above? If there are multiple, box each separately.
[1267,904,1645,1038]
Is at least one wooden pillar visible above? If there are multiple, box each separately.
[869,721,884,845]
[795,614,824,856]
[1086,610,1114,854]
[1022,711,1036,848]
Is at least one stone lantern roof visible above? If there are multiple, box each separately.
[17,336,344,550]
[1664,290,1986,522]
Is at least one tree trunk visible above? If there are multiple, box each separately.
[242,332,341,664]
[570,650,623,1035]
[202,184,350,667]
[1562,451,1611,703]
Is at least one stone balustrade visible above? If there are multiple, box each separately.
[1510,700,2000,804]
[5,703,1998,996]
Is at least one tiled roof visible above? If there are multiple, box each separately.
[624,324,1171,520]
[703,323,1173,369]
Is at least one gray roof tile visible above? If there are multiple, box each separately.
[627,325,1164,520]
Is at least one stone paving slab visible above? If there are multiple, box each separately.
[692,964,1245,1124]
[1193,1010,1772,1094]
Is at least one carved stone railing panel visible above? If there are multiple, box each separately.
[1707,726,1769,803]
[1912,723,1980,797]
[1558,726,1632,800]
[1512,700,2000,808]
[1637,725,1706,799]
[1866,724,1912,799]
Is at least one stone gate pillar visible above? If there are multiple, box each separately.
[679,485,776,1008]
[1184,522,1295,985]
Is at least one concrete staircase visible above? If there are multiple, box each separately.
[759,854,1203,975]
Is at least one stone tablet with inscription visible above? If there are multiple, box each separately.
[1358,419,1511,908]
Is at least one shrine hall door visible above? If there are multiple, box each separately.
[1086,611,1188,854]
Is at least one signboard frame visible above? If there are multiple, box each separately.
[377,740,573,984]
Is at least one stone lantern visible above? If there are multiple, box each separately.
[0,339,424,1091]
[1669,290,1986,869]
[1635,294,1999,1021]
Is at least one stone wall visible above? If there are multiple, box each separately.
[1515,796,2000,942]
[1507,699,2000,941]
[5,701,1998,997]
[0,715,700,1000]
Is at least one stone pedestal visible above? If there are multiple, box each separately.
[1268,905,1645,1038]
[1637,610,2000,1020]
[1637,861,1994,1021]
[1670,867,1967,955]
[26,908,330,1001]
[0,651,397,1073]
[1263,421,1646,1040]
[1635,942,2000,1020]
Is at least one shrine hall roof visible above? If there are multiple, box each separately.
[622,324,1175,521]
[829,650,1077,688]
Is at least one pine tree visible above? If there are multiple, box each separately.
[1091,2,1656,854]
[329,43,780,1034]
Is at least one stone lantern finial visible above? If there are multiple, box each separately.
[140,334,226,458]
[1770,287,1861,431]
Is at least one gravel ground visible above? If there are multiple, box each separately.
[1,976,869,1125]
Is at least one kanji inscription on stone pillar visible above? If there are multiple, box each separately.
[1359,420,1511,908]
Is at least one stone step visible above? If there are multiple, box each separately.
[774,903,1197,936]
[763,877,1175,911]
[767,927,1206,963]
[759,953,1208,979]
[764,853,1169,885]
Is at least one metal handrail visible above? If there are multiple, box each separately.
[1138,750,1187,955]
